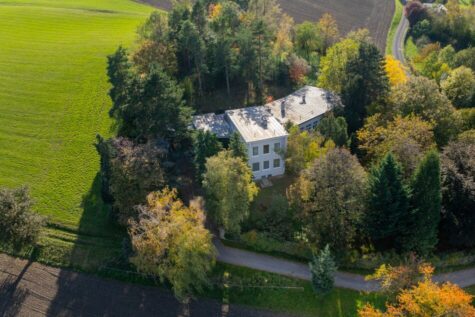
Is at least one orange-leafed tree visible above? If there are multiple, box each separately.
[385,55,407,87]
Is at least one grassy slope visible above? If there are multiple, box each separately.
[0,0,153,269]
[386,0,403,55]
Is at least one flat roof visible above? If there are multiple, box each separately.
[265,86,341,126]
[192,113,231,138]
[225,106,288,143]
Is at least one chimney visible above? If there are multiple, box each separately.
[280,100,285,118]
[302,94,306,104]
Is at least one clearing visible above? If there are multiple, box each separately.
[0,0,154,269]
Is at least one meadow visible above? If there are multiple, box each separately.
[0,0,154,269]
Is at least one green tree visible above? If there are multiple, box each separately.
[317,13,339,53]
[365,153,409,251]
[309,245,337,294]
[228,132,248,160]
[203,151,258,235]
[129,188,216,301]
[440,131,475,248]
[107,46,131,120]
[289,148,367,254]
[403,150,441,255]
[193,130,223,182]
[294,21,321,60]
[441,66,475,109]
[0,186,45,250]
[316,114,348,147]
[390,76,457,146]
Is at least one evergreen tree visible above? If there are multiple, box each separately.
[228,132,248,160]
[403,150,441,255]
[366,153,409,251]
[309,245,337,295]
[107,46,131,120]
[193,130,223,182]
[316,114,348,147]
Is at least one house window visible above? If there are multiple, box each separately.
[274,142,281,152]
[263,160,270,169]
[252,162,260,171]
[273,159,280,168]
[263,144,270,154]
[252,146,258,156]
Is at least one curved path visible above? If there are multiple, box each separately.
[216,240,475,291]
[392,0,409,64]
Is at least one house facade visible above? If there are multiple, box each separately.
[192,86,342,179]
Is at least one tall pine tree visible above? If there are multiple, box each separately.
[366,153,409,251]
[403,150,441,255]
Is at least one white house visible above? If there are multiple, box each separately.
[192,86,342,179]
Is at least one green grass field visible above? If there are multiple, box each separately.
[0,0,154,269]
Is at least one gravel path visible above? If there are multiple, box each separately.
[0,254,294,317]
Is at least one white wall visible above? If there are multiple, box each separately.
[247,136,287,179]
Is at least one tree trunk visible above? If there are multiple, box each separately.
[225,63,231,96]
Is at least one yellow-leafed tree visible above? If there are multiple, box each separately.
[385,55,407,87]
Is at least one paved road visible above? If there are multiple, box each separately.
[0,254,294,317]
[216,240,475,291]
[392,0,409,64]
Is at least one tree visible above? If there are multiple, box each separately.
[0,186,45,250]
[440,132,475,248]
[193,130,223,182]
[285,126,335,175]
[317,13,339,53]
[203,151,258,235]
[359,264,475,316]
[441,66,475,108]
[97,137,167,225]
[287,53,310,85]
[404,1,428,27]
[289,148,367,254]
[107,46,131,120]
[365,153,409,251]
[390,76,457,146]
[384,55,407,87]
[403,150,441,255]
[357,114,435,178]
[316,114,348,147]
[294,21,321,60]
[228,132,248,160]
[309,245,337,294]
[129,188,216,301]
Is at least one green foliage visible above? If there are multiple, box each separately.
[441,66,475,108]
[412,19,431,40]
[317,114,349,147]
[107,46,131,119]
[366,153,409,251]
[309,245,337,295]
[0,186,45,250]
[193,130,223,182]
[129,188,216,301]
[289,148,367,255]
[294,21,321,60]
[440,132,475,248]
[228,132,248,160]
[403,150,441,255]
[203,151,258,235]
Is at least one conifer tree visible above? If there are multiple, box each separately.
[309,245,337,294]
[229,132,248,160]
[193,130,223,182]
[366,153,409,251]
[403,150,441,255]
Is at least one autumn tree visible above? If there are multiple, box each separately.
[0,186,45,250]
[203,151,258,235]
[403,150,441,255]
[385,55,407,87]
[96,137,167,224]
[129,188,216,301]
[441,66,475,108]
[193,130,223,182]
[440,131,475,248]
[365,153,409,251]
[359,264,475,316]
[289,148,367,255]
[317,13,339,53]
[309,245,337,294]
[285,126,335,175]
[389,76,457,146]
[404,0,428,27]
[357,114,435,178]
[287,53,310,85]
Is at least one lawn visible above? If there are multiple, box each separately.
[0,0,154,270]
[386,0,404,55]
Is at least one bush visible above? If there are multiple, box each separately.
[0,186,45,250]
[309,245,337,295]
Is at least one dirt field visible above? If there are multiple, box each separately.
[0,254,293,317]
[140,0,394,52]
